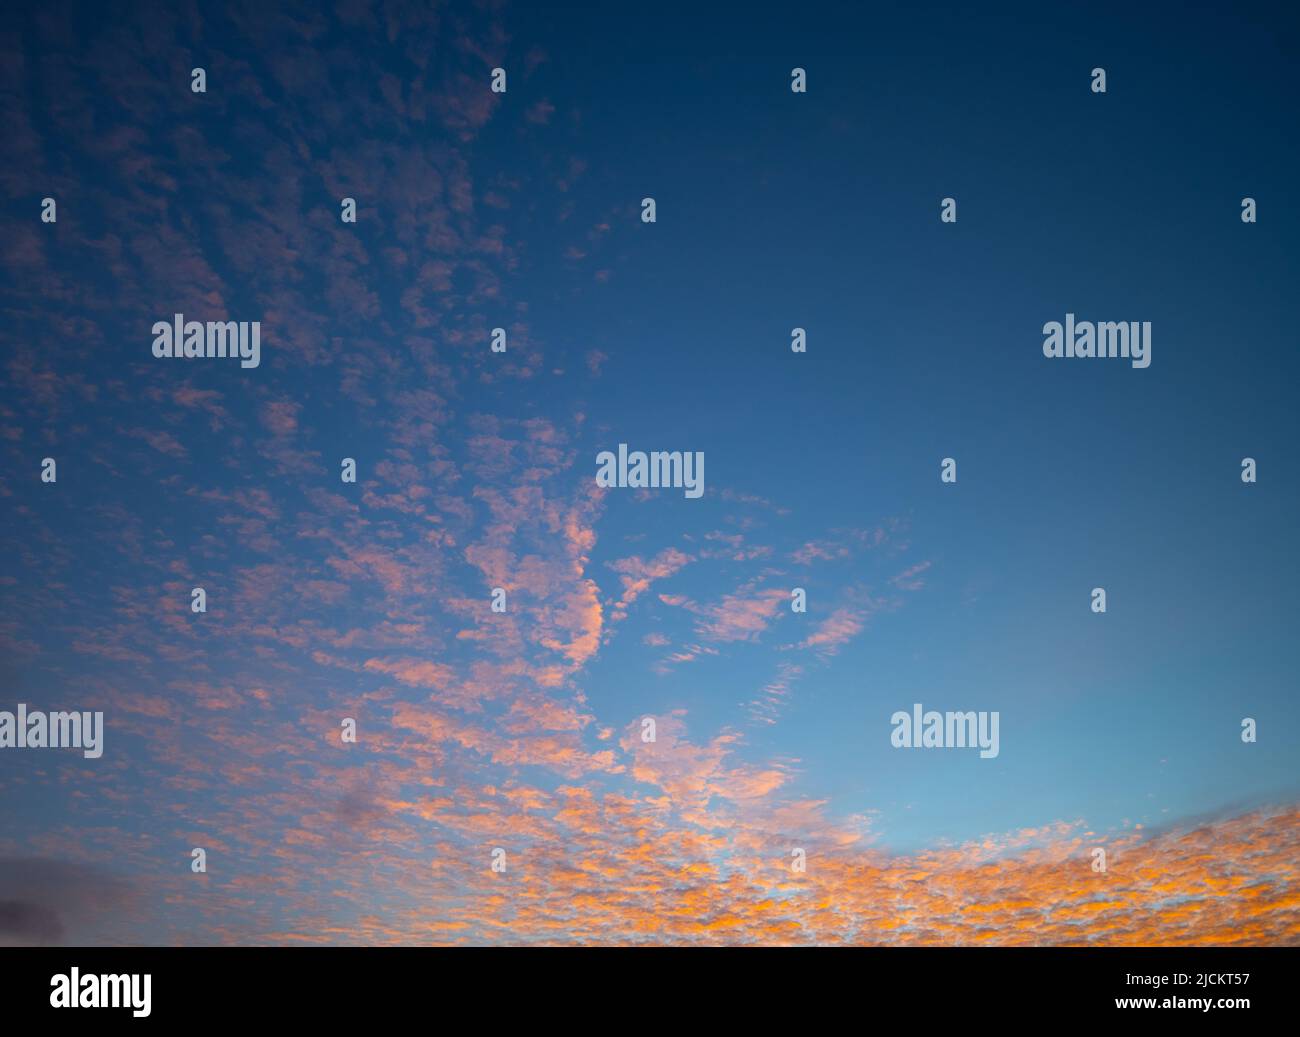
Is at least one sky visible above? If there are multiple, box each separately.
[0,0,1298,945]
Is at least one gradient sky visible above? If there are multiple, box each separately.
[1,0,1298,945]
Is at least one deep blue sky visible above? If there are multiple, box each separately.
[503,1,1300,843]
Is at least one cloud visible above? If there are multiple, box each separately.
[0,0,1291,952]
[607,547,692,623]
[0,900,62,944]
[794,606,867,656]
[0,859,140,947]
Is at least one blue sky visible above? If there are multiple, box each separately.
[0,0,1297,944]
[506,0,1300,845]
